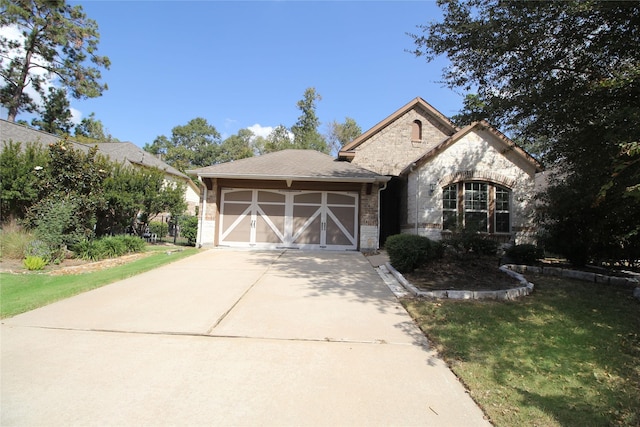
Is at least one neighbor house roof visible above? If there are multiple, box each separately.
[188,149,390,183]
[90,142,189,180]
[338,97,459,160]
[400,120,544,175]
[0,119,196,188]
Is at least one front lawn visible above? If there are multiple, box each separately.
[0,247,199,318]
[403,274,640,426]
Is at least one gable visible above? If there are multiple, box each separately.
[339,98,458,176]
[402,121,543,178]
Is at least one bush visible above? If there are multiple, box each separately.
[445,228,499,257]
[0,222,34,259]
[23,255,47,270]
[506,244,544,265]
[179,215,199,246]
[119,235,146,253]
[148,221,168,238]
[385,234,440,273]
[72,235,146,261]
[25,239,54,263]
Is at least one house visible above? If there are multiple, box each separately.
[339,97,543,245]
[187,150,390,251]
[0,119,199,215]
[185,97,544,252]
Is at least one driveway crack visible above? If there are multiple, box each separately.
[205,249,286,335]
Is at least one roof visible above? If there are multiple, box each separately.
[188,149,389,183]
[400,120,544,175]
[0,119,192,182]
[90,142,189,180]
[338,97,458,159]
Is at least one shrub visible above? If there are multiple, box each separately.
[23,255,47,271]
[0,222,34,259]
[25,239,54,263]
[385,234,439,273]
[445,228,499,257]
[119,235,146,253]
[148,221,168,238]
[179,215,199,246]
[506,244,544,265]
[98,236,126,258]
[72,240,102,261]
[72,235,146,261]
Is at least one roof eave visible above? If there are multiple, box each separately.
[192,172,390,183]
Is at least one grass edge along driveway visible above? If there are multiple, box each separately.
[0,247,200,319]
[403,274,640,427]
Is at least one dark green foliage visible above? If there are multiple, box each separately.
[0,141,48,220]
[71,235,146,261]
[505,244,544,265]
[179,215,199,246]
[412,0,640,267]
[445,228,499,257]
[385,234,441,273]
[148,221,168,238]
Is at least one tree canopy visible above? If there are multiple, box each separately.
[291,87,328,153]
[0,0,110,122]
[144,118,222,172]
[411,0,640,265]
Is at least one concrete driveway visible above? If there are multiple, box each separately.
[1,249,490,426]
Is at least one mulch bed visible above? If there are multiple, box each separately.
[403,254,520,291]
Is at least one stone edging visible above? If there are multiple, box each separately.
[385,262,533,301]
[386,261,640,301]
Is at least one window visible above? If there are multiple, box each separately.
[442,184,458,230]
[442,182,511,233]
[495,186,510,233]
[411,120,422,141]
[464,182,488,231]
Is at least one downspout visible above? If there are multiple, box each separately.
[196,177,207,248]
[377,180,388,250]
[408,163,419,235]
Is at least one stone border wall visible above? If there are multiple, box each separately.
[387,261,640,301]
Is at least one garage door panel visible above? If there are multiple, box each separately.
[326,192,356,205]
[293,215,322,245]
[219,188,358,250]
[255,204,286,244]
[326,216,353,246]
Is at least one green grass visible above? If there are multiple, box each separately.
[0,247,199,318]
[403,275,640,427]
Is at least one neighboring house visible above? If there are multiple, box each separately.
[0,119,199,215]
[187,150,390,251]
[339,97,543,245]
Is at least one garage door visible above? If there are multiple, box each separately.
[219,188,358,250]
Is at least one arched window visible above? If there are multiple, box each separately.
[442,182,511,233]
[411,120,422,142]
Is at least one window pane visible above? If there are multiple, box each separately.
[464,182,487,210]
[496,212,510,233]
[443,211,457,230]
[465,211,488,232]
[496,187,510,211]
[442,185,457,209]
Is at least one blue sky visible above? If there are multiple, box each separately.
[12,1,464,147]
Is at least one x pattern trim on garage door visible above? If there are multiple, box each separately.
[219,188,359,250]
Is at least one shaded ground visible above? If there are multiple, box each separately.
[404,254,519,291]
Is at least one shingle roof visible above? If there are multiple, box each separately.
[0,119,189,180]
[90,142,188,179]
[188,149,389,183]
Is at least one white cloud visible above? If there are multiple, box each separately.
[247,123,274,139]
